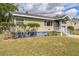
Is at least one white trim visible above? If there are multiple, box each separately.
[12,13,58,20]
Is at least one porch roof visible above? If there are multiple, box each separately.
[12,13,61,21]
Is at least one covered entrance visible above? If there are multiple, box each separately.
[54,19,68,36]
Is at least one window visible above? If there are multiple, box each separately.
[44,21,52,26]
[16,18,24,24]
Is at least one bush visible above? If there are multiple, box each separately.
[67,26,74,31]
[77,29,79,31]
[47,31,60,36]
[27,23,40,27]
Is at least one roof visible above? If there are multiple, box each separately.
[12,12,59,21]
[12,12,70,21]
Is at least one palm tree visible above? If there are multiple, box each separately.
[0,3,18,32]
[0,3,18,39]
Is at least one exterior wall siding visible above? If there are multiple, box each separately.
[14,16,55,32]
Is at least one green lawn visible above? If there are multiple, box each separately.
[0,36,79,56]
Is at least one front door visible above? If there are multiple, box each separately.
[54,20,60,31]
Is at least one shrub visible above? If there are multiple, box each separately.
[67,26,74,31]
[47,31,60,36]
[27,23,40,36]
[27,23,40,28]
[77,29,79,31]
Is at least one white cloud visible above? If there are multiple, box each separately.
[55,6,64,11]
[18,3,79,18]
[24,3,65,17]
[19,3,64,12]
[38,4,48,12]
[25,3,34,11]
[65,8,78,18]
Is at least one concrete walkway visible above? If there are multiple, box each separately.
[68,35,79,39]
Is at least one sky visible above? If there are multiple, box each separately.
[17,3,79,18]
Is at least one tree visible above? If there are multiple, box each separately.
[0,3,18,39]
[0,3,18,32]
[27,23,40,36]
[0,3,18,22]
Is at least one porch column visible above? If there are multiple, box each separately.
[60,20,63,36]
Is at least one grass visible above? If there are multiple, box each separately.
[74,30,79,35]
[0,36,79,56]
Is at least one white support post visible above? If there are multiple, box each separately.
[60,20,63,36]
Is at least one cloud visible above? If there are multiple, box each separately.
[17,3,79,18]
[24,3,65,17]
[18,3,64,13]
[55,6,64,11]
[65,8,78,18]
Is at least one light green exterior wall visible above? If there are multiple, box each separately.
[13,16,57,32]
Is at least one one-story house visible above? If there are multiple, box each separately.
[10,12,70,36]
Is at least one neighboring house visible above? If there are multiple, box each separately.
[11,13,70,36]
[65,18,79,30]
[72,18,79,30]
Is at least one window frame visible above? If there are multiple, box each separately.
[16,17,24,24]
[44,20,52,26]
